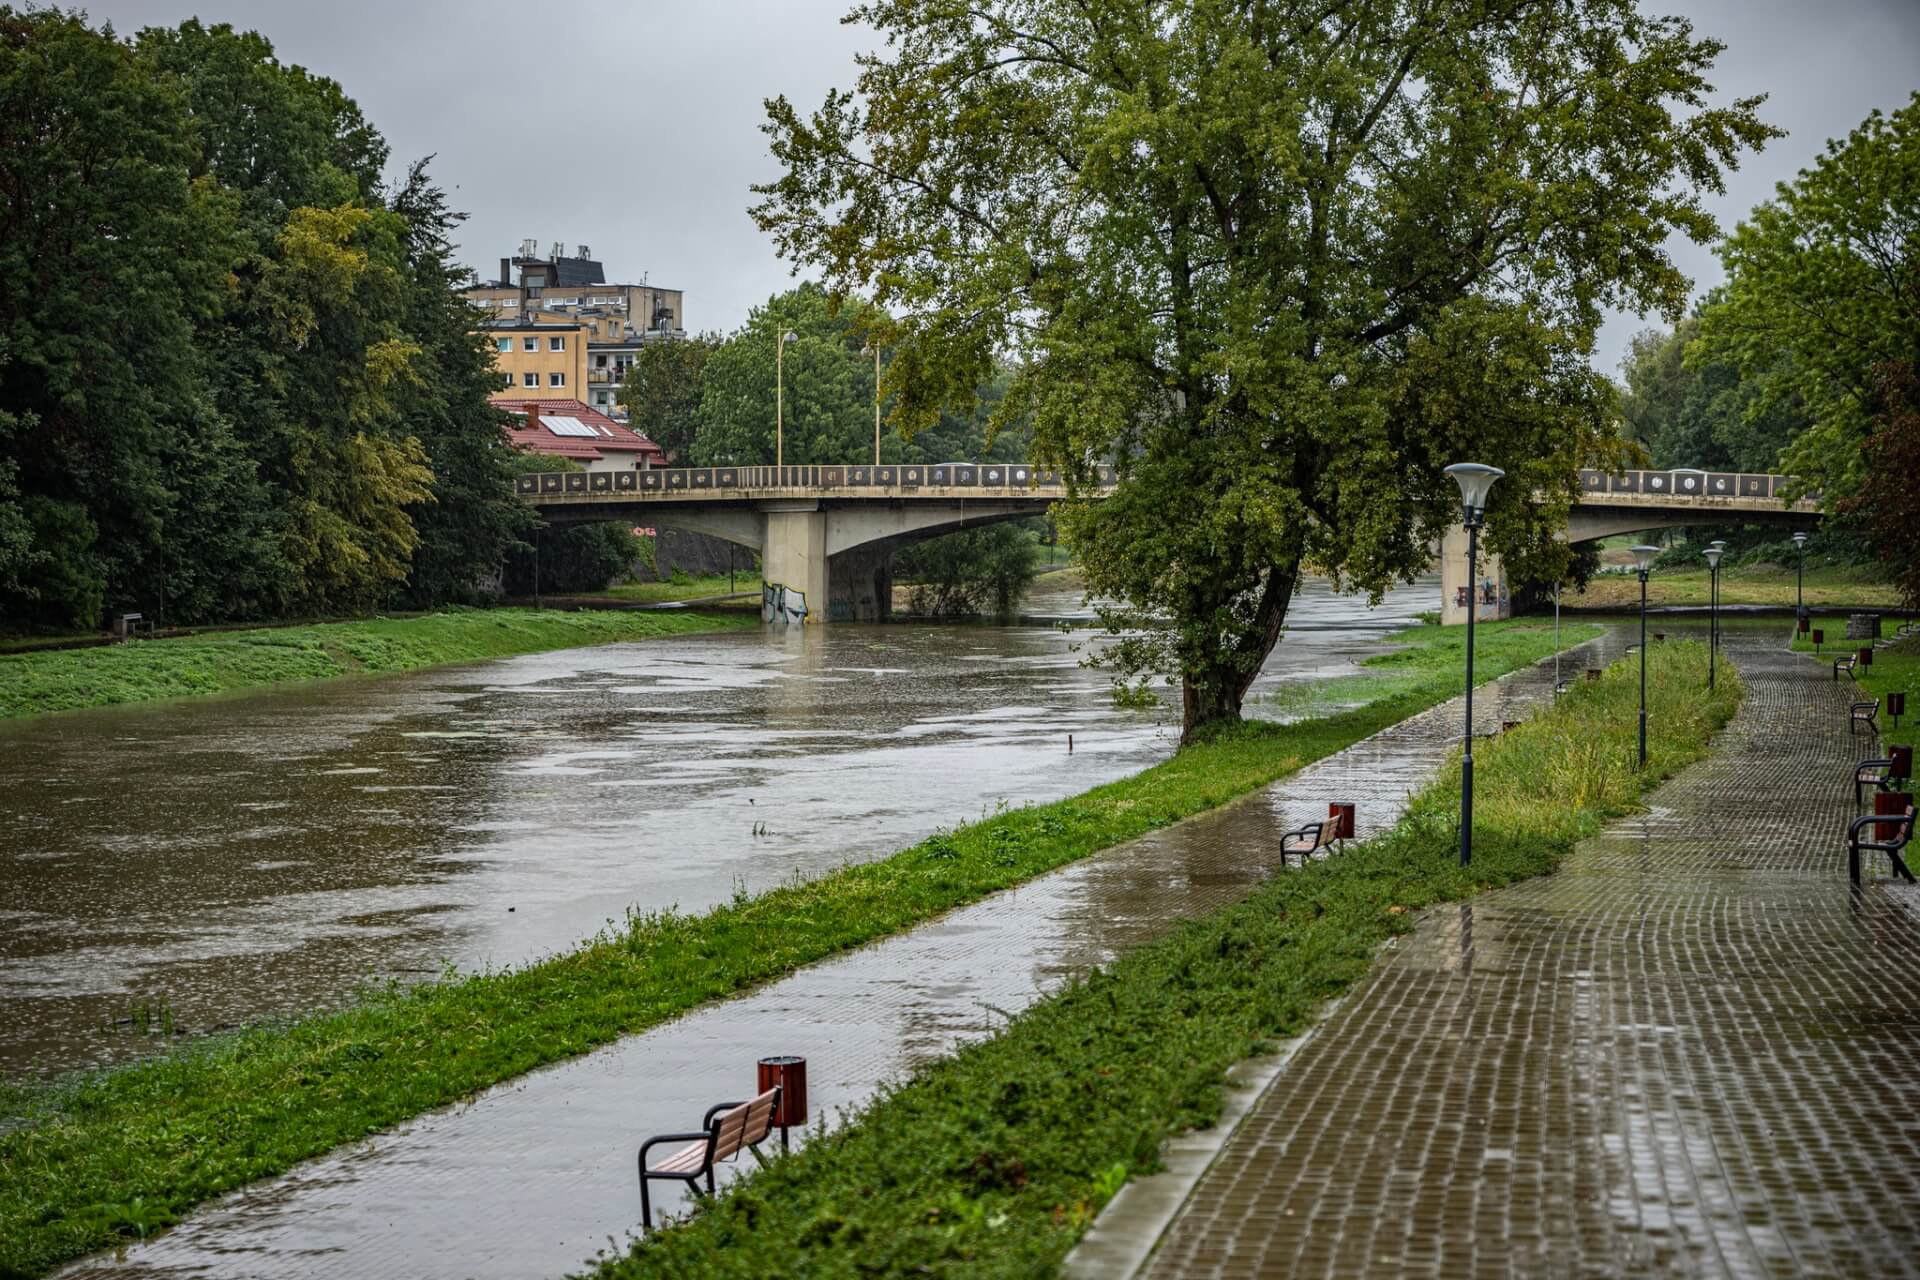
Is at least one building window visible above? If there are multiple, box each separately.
[522,337,537,352]
[522,371,538,387]
[548,336,566,351]
[595,354,608,368]
[549,372,565,387]
[496,337,512,352]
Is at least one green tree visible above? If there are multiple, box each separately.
[757,0,1770,737]
[896,522,1041,618]
[1695,94,1920,503]
[694,284,892,466]
[1619,312,1808,472]
[616,332,722,462]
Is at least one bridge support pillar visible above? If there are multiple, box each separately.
[827,543,894,623]
[761,502,828,624]
[1441,523,1509,626]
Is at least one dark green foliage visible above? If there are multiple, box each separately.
[588,643,1740,1279]
[0,10,520,631]
[504,523,643,596]
[896,522,1042,618]
[617,333,722,463]
[1619,313,1811,472]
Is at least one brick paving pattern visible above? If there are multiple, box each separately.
[58,631,1623,1279]
[1141,634,1920,1280]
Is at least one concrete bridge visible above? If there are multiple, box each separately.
[516,463,1820,624]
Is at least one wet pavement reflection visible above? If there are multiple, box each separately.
[0,575,1437,1079]
[51,615,1616,1280]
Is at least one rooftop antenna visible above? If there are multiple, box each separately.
[519,237,537,259]
[550,240,564,260]
[577,244,591,259]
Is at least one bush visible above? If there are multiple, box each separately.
[897,522,1041,618]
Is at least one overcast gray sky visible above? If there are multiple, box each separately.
[83,0,1920,378]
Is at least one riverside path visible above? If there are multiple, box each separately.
[58,631,1626,1279]
[1112,630,1920,1279]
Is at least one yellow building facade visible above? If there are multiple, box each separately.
[486,310,589,399]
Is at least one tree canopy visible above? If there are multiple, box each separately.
[755,0,1771,737]
[0,9,519,629]
[1619,310,1808,473]
[1694,92,1919,504]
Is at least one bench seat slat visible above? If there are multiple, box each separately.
[649,1140,709,1174]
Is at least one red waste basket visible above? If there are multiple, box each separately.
[1860,647,1874,668]
[1877,791,1913,843]
[1327,802,1355,840]
[1891,745,1914,781]
[757,1056,807,1147]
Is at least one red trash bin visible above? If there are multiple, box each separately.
[757,1056,807,1150]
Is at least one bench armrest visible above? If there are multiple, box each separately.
[1280,822,1323,847]
[640,1131,714,1165]
[1850,812,1915,838]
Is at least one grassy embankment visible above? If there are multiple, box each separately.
[593,575,762,605]
[1569,561,1899,609]
[0,618,1593,1277]
[594,639,1741,1279]
[1790,617,1919,715]
[0,608,754,720]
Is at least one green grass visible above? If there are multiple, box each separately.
[0,617,1588,1277]
[1790,618,1919,718]
[593,575,761,605]
[0,609,755,720]
[1261,620,1600,718]
[1571,561,1898,608]
[590,640,1742,1279]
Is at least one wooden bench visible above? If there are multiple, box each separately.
[1848,805,1916,887]
[637,1086,781,1229]
[1851,699,1879,736]
[1834,654,1857,680]
[1279,818,1341,865]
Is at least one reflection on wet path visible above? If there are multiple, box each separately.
[53,621,1619,1280]
[0,576,1436,1078]
[1141,631,1920,1279]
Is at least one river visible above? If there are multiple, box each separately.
[0,574,1438,1079]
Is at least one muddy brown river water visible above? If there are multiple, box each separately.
[0,574,1438,1079]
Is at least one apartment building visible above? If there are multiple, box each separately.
[468,241,685,417]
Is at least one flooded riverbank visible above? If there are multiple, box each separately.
[0,575,1438,1079]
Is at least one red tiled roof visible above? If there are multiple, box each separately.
[490,397,664,463]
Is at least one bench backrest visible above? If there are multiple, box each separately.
[1315,822,1341,849]
[711,1086,780,1161]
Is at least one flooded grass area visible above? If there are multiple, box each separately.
[596,642,1742,1279]
[0,612,1586,1278]
[0,608,755,718]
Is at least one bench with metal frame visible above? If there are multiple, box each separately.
[1851,699,1880,736]
[637,1086,782,1229]
[1848,805,1916,887]
[1279,819,1342,866]
[1855,758,1908,808]
[1834,654,1858,680]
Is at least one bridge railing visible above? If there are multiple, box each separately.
[1578,468,1817,505]
[514,462,1117,498]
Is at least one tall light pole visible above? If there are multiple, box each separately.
[1632,544,1661,768]
[1445,462,1504,867]
[1792,530,1808,629]
[775,329,797,473]
[861,342,882,465]
[1703,542,1723,692]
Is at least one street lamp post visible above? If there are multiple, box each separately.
[860,343,882,466]
[1445,462,1505,867]
[775,330,798,472]
[1631,544,1661,768]
[1703,543,1724,692]
[1792,530,1808,628]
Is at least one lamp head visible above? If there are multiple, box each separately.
[1702,546,1722,570]
[781,330,798,345]
[1631,544,1661,575]
[1443,462,1504,527]
[1708,539,1727,551]
[1792,530,1807,548]
[860,343,874,358]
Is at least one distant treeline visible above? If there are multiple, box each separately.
[0,9,523,631]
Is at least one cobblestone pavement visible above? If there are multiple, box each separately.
[60,628,1624,1280]
[1139,632,1920,1280]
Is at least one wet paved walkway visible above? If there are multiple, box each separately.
[62,629,1623,1279]
[1135,632,1920,1279]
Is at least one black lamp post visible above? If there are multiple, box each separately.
[1703,542,1723,692]
[1445,462,1504,867]
[1792,530,1808,627]
[1632,544,1660,768]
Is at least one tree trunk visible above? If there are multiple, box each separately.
[1178,557,1302,745]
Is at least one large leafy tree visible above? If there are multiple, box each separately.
[1695,94,1919,504]
[616,332,723,463]
[1850,362,1920,609]
[1620,311,1808,472]
[757,0,1771,738]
